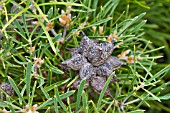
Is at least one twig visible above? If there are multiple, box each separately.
[57,26,67,43]
[124,98,140,105]
[120,94,132,113]
[50,28,57,37]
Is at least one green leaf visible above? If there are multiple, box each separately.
[36,98,54,110]
[85,17,112,28]
[76,79,86,112]
[8,76,26,104]
[30,81,37,106]
[38,19,57,54]
[146,65,170,83]
[60,90,75,99]
[26,62,32,101]
[13,19,26,38]
[40,85,50,99]
[54,97,59,113]
[82,91,88,113]
[54,86,68,112]
[45,78,70,92]
[143,88,161,102]
[1,7,29,32]
[97,72,115,110]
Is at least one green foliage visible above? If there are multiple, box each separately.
[0,0,170,113]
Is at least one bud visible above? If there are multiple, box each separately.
[107,34,113,42]
[92,26,96,32]
[59,18,66,26]
[99,26,104,35]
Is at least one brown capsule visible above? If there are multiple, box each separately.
[91,76,112,97]
[79,63,96,80]
[62,54,87,70]
[0,82,14,97]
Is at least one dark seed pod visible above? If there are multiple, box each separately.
[62,54,87,70]
[0,82,14,97]
[79,63,96,79]
[96,62,113,77]
[87,45,104,66]
[91,76,112,97]
[79,32,98,57]
[96,56,123,77]
[107,56,123,70]
[100,40,115,60]
[71,78,89,89]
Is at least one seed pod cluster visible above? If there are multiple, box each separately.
[62,32,124,97]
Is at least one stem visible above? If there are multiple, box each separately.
[124,98,140,105]
[50,28,57,37]
[120,94,134,113]
[58,26,67,43]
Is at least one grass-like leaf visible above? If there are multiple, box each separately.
[97,72,115,110]
[8,76,26,104]
[75,79,86,112]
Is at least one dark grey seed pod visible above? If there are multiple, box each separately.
[0,82,14,97]
[107,56,122,70]
[67,47,80,56]
[62,54,87,70]
[87,45,104,66]
[71,78,89,89]
[80,32,98,57]
[100,41,115,60]
[90,76,112,97]
[96,62,113,77]
[79,63,96,79]
[96,56,123,77]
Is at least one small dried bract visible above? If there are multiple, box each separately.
[0,82,14,97]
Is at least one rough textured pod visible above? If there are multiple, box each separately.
[61,54,87,70]
[97,56,123,77]
[79,63,96,79]
[87,45,104,66]
[91,76,112,97]
[100,40,115,60]
[79,32,98,57]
